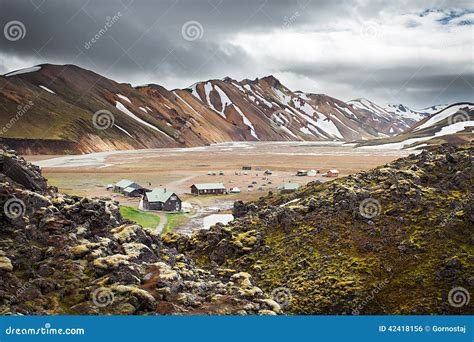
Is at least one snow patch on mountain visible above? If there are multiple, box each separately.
[417,104,449,115]
[5,66,42,77]
[348,98,391,118]
[115,101,169,137]
[214,85,232,118]
[273,88,293,107]
[361,120,473,150]
[300,126,314,136]
[189,83,200,99]
[204,82,213,106]
[114,124,133,137]
[334,103,356,118]
[383,104,425,121]
[233,104,259,139]
[313,113,344,139]
[117,94,132,104]
[39,85,56,94]
[415,104,474,131]
[173,92,201,117]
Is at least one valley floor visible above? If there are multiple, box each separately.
[27,141,412,234]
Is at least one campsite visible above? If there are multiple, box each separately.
[31,142,410,235]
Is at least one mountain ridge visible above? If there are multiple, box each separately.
[355,102,474,149]
[0,63,463,154]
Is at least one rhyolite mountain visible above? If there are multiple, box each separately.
[0,63,450,154]
[355,103,474,149]
[346,98,446,136]
[164,144,473,315]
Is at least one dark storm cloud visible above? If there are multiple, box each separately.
[0,0,317,82]
[0,0,472,107]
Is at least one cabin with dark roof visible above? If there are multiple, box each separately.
[143,188,181,211]
[190,183,226,195]
[113,179,148,197]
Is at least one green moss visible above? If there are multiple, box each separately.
[162,213,187,235]
[180,145,474,315]
[119,206,160,230]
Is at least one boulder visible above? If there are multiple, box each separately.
[0,256,13,272]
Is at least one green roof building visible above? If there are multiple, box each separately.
[143,188,181,211]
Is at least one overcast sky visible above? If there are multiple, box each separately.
[0,0,473,108]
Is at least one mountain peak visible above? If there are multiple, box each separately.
[222,76,235,83]
[258,75,281,87]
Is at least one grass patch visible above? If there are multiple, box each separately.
[119,206,160,230]
[162,213,188,235]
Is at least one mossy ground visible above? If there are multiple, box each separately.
[177,145,474,315]
[162,213,187,235]
[119,206,160,230]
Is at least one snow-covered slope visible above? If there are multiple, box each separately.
[188,76,381,142]
[383,104,427,121]
[347,98,435,136]
[356,103,474,149]
[414,104,471,131]
[417,104,450,115]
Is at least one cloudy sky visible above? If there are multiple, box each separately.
[0,0,473,108]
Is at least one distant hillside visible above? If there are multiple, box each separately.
[0,63,461,154]
[355,103,474,149]
[346,98,442,136]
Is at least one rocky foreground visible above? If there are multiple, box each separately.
[165,144,473,315]
[0,146,281,315]
[0,144,472,316]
